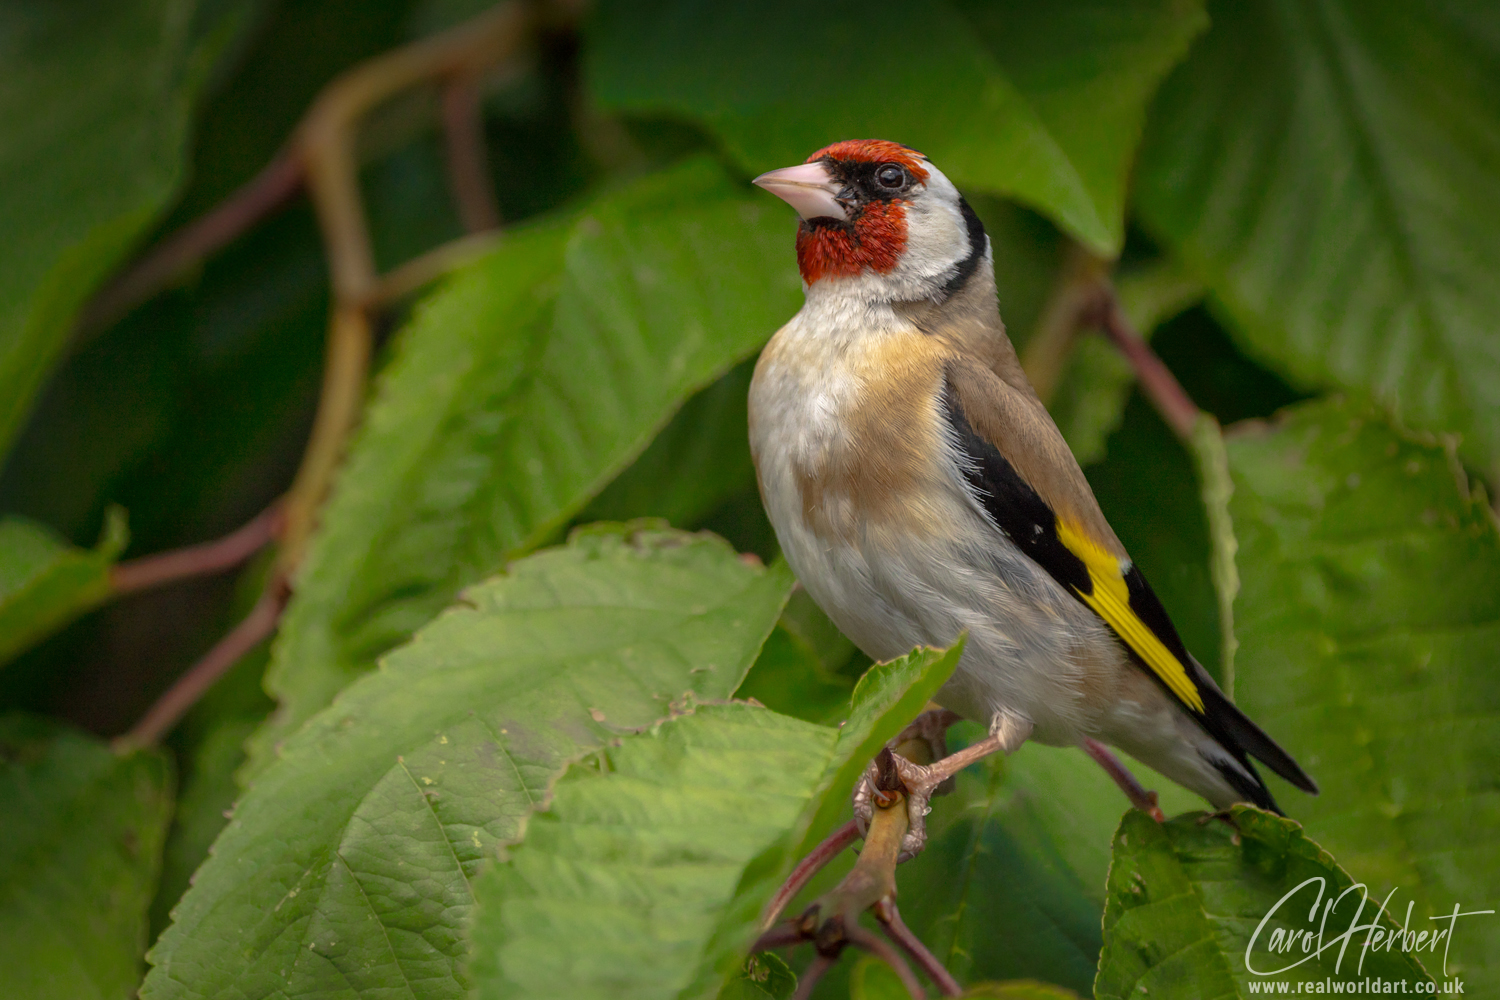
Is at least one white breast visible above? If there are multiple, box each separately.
[748,301,1123,745]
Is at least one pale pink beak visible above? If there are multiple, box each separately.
[753,162,848,222]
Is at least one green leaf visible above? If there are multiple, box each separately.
[895,739,1200,995]
[148,717,257,937]
[1224,397,1500,988]
[1049,258,1204,465]
[1135,0,1500,474]
[143,525,793,1000]
[0,507,126,666]
[734,624,855,726]
[1096,807,1433,998]
[719,953,797,1000]
[588,0,1207,254]
[0,714,173,1000]
[250,158,803,778]
[471,703,835,1000]
[583,356,759,530]
[467,642,962,1000]
[0,0,262,462]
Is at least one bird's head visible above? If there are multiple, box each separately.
[754,139,987,303]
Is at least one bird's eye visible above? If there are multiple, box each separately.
[875,164,907,190]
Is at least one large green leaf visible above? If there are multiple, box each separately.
[1224,397,1500,989]
[1135,0,1500,474]
[143,525,793,1000]
[0,714,173,1000]
[251,158,802,777]
[0,0,262,462]
[1096,808,1432,998]
[468,643,963,1000]
[471,704,834,1000]
[582,356,759,530]
[588,0,1207,255]
[0,508,126,666]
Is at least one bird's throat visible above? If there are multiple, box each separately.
[795,202,908,284]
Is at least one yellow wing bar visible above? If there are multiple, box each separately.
[1056,519,1205,713]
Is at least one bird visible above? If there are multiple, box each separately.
[746,139,1317,839]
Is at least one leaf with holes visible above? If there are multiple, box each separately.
[1136,0,1500,474]
[1224,397,1500,989]
[468,643,963,1000]
[0,714,173,1000]
[249,158,803,779]
[588,0,1206,254]
[142,525,793,1000]
[1096,808,1432,998]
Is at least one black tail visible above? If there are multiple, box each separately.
[1191,657,1319,812]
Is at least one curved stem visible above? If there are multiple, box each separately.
[1020,243,1111,403]
[875,900,961,997]
[846,924,926,1000]
[441,73,502,233]
[110,504,283,595]
[115,580,289,750]
[1097,286,1199,439]
[761,819,860,930]
[81,153,304,335]
[276,303,372,575]
[789,955,834,1000]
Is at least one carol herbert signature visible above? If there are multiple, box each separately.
[1245,877,1493,980]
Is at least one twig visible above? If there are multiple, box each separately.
[1095,286,1199,439]
[875,900,961,996]
[276,1,534,572]
[1083,737,1165,823]
[110,504,284,595]
[81,153,305,335]
[846,924,926,1000]
[274,303,373,574]
[761,819,860,930]
[362,230,500,309]
[115,580,289,750]
[441,73,502,233]
[789,955,834,1000]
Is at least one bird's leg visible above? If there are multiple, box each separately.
[1082,737,1165,823]
[857,708,1030,861]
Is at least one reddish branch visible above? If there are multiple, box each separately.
[761,820,860,929]
[1092,288,1200,438]
[115,579,290,750]
[110,504,284,595]
[441,74,502,233]
[81,154,305,334]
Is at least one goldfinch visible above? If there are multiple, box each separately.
[748,140,1317,820]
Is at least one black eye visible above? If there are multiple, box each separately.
[875,163,907,190]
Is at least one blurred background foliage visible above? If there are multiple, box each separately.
[0,0,1495,998]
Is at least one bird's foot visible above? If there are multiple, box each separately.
[854,711,1027,862]
[1083,737,1166,823]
